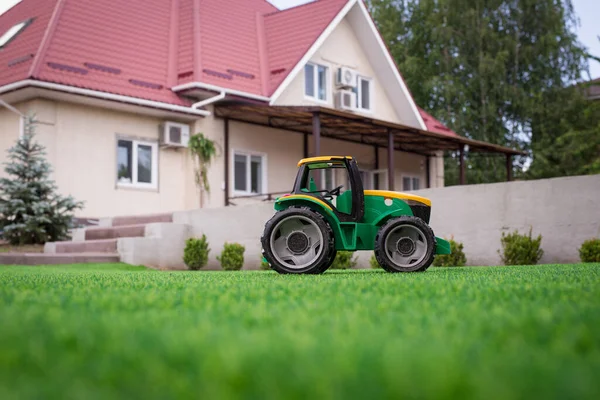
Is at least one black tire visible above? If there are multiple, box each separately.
[261,206,335,274]
[374,216,436,273]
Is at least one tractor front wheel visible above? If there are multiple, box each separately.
[374,216,436,272]
[261,207,335,274]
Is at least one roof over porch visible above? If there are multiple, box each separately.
[213,102,525,157]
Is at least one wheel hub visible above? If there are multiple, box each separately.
[287,231,310,254]
[397,237,416,256]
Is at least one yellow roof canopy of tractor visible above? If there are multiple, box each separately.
[297,156,353,167]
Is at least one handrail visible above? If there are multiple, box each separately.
[227,191,290,205]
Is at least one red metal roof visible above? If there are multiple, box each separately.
[264,0,347,94]
[418,108,458,138]
[0,0,460,137]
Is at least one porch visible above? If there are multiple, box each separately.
[213,102,524,205]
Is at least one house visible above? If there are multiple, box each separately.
[586,78,600,100]
[0,0,521,218]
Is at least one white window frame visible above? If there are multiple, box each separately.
[401,174,421,192]
[321,168,336,191]
[355,169,388,190]
[356,76,373,113]
[116,138,159,190]
[304,62,330,103]
[232,149,267,196]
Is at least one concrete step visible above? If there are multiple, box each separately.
[100,213,173,227]
[0,253,120,265]
[45,239,118,254]
[81,224,146,241]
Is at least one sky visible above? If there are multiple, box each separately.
[0,0,598,78]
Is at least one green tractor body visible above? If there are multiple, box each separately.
[261,156,450,274]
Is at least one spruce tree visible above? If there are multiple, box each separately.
[0,116,83,245]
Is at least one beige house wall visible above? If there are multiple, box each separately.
[0,98,196,218]
[274,18,401,125]
[0,107,21,180]
[1,97,444,218]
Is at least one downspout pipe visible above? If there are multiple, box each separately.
[0,98,25,138]
[192,91,226,110]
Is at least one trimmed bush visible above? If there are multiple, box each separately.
[217,242,245,271]
[183,235,210,270]
[260,257,271,270]
[579,238,600,263]
[370,253,381,269]
[498,228,543,265]
[433,237,467,267]
[330,251,357,269]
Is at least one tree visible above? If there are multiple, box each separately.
[0,116,83,245]
[188,133,218,208]
[367,0,590,184]
[526,84,600,178]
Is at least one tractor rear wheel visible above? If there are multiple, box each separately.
[261,206,335,274]
[374,216,436,272]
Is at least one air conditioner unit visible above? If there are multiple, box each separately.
[335,67,357,88]
[335,90,356,111]
[160,121,190,148]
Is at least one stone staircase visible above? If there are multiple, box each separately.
[0,213,176,266]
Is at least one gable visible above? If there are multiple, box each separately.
[272,17,401,123]
[269,0,426,130]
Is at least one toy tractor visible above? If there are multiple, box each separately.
[261,156,451,274]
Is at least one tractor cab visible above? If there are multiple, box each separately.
[292,156,364,223]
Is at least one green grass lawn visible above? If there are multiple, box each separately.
[1,264,599,399]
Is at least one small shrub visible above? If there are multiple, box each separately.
[433,237,467,267]
[330,251,357,269]
[579,238,600,263]
[498,227,543,265]
[217,242,245,270]
[370,254,381,269]
[183,235,210,270]
[260,256,271,270]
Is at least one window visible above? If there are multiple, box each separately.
[352,169,388,190]
[304,63,328,101]
[402,176,421,191]
[117,139,158,189]
[0,18,33,49]
[357,76,372,111]
[233,151,265,194]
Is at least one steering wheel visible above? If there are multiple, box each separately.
[328,185,344,197]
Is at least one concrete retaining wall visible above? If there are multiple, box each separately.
[170,174,600,268]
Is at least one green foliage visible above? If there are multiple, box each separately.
[260,257,271,270]
[433,238,467,267]
[370,253,381,269]
[188,133,218,207]
[217,242,245,271]
[329,251,357,269]
[183,235,210,270]
[1,264,599,399]
[498,228,544,265]
[367,0,590,184]
[579,238,600,263]
[0,116,83,245]
[527,86,600,179]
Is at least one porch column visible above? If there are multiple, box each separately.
[224,118,230,206]
[506,154,513,181]
[303,132,309,158]
[387,130,395,191]
[459,145,465,185]
[374,145,380,190]
[426,155,431,189]
[312,112,321,157]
